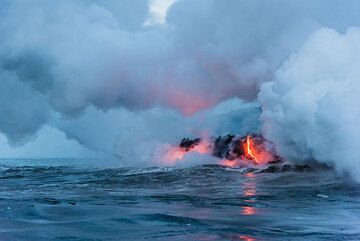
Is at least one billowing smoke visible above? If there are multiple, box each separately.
[0,0,360,178]
[259,27,360,181]
[0,71,50,145]
[54,99,261,166]
[0,0,272,146]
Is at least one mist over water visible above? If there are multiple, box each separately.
[259,28,360,182]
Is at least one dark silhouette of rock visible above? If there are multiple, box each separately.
[179,138,201,151]
[292,164,311,172]
[178,133,283,165]
[212,134,235,158]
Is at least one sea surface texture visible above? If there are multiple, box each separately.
[0,159,359,241]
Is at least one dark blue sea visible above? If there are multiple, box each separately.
[0,159,359,240]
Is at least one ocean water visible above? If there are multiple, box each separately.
[0,159,359,241]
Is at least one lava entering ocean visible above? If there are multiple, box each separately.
[245,136,259,164]
[239,135,276,165]
[162,133,280,167]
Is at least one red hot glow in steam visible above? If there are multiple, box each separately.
[161,140,212,165]
[161,134,277,167]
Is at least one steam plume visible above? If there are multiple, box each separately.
[0,0,360,179]
[260,28,360,181]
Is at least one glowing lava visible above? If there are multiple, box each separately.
[162,134,278,167]
[241,135,276,165]
[245,136,259,164]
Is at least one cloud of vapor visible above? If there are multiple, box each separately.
[0,0,270,148]
[0,71,50,145]
[259,27,360,181]
[54,99,260,166]
[144,0,178,26]
[0,0,360,171]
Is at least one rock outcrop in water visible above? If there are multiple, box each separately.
[212,134,236,159]
[176,134,313,172]
[178,133,282,163]
[179,138,201,151]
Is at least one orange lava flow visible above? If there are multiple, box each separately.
[246,136,259,164]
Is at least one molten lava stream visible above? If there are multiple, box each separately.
[245,136,259,164]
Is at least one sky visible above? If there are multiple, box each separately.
[0,0,360,180]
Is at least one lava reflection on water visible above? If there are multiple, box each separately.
[241,172,257,215]
[237,235,256,241]
[241,206,256,215]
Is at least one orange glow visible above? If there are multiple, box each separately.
[162,134,276,167]
[245,136,259,164]
[192,141,211,154]
[161,86,214,115]
[237,235,255,241]
[244,172,255,178]
[162,140,211,165]
[219,159,238,167]
[242,206,255,215]
[243,172,257,211]
[243,189,256,198]
[162,147,187,165]
[242,135,275,165]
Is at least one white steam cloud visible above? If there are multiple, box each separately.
[259,27,360,181]
[0,0,359,178]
